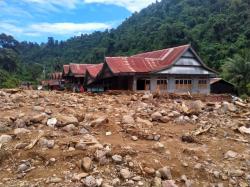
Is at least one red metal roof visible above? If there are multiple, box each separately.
[105,44,190,74]
[63,65,70,75]
[86,63,104,78]
[69,63,95,76]
[51,72,62,80]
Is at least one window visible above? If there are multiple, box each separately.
[175,79,192,90]
[137,79,151,90]
[157,79,168,90]
[198,79,207,89]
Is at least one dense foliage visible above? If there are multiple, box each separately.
[0,0,249,93]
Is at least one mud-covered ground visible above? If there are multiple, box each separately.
[0,89,249,187]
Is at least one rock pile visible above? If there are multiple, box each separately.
[0,89,249,186]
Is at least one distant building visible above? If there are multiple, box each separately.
[47,72,63,90]
[85,44,217,94]
[63,63,97,85]
[210,78,235,95]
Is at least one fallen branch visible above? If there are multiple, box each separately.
[193,124,213,136]
[25,131,44,150]
[226,137,249,143]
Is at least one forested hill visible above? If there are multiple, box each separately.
[0,0,250,94]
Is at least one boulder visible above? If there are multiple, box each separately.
[224,150,238,159]
[0,134,12,144]
[90,116,109,127]
[136,117,153,126]
[47,118,57,127]
[144,167,155,175]
[62,124,77,132]
[31,113,47,123]
[14,128,30,135]
[153,177,162,187]
[153,142,165,152]
[151,112,162,121]
[122,115,135,124]
[161,180,178,187]
[33,106,45,112]
[112,154,123,163]
[158,166,172,180]
[83,176,97,187]
[238,126,250,135]
[56,114,78,127]
[220,102,237,113]
[120,168,131,179]
[82,157,93,172]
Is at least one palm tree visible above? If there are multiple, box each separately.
[222,50,250,95]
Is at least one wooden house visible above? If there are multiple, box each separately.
[85,44,217,94]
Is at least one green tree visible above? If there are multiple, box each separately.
[222,50,250,95]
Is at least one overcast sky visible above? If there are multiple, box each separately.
[0,0,156,42]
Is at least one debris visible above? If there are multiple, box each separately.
[122,115,135,124]
[47,118,57,127]
[25,131,44,150]
[157,166,172,180]
[120,168,131,179]
[0,135,12,144]
[238,126,250,135]
[0,90,249,186]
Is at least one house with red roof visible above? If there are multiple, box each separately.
[85,44,217,94]
[62,63,98,91]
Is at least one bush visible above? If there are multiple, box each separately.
[0,69,20,88]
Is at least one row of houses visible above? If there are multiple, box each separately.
[47,44,235,94]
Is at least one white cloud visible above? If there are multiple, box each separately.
[0,21,111,37]
[29,22,111,35]
[22,0,79,9]
[20,0,156,12]
[84,0,156,12]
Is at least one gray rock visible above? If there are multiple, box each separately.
[47,118,57,127]
[151,112,162,121]
[131,136,138,141]
[120,168,131,179]
[62,124,76,132]
[83,176,97,187]
[158,166,172,180]
[112,178,120,186]
[14,128,30,135]
[56,114,78,126]
[90,116,109,127]
[46,177,63,183]
[75,142,87,150]
[33,106,45,112]
[153,142,165,152]
[15,119,26,128]
[229,169,244,177]
[161,180,178,187]
[39,138,54,149]
[221,101,237,113]
[17,163,29,173]
[112,154,123,163]
[0,134,12,144]
[80,127,89,134]
[122,115,134,124]
[82,157,93,172]
[224,150,238,159]
[31,113,47,123]
[47,140,55,149]
[154,135,161,141]
[15,143,28,149]
[153,177,162,187]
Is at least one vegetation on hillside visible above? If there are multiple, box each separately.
[0,0,249,94]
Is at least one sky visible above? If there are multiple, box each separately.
[0,0,156,43]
